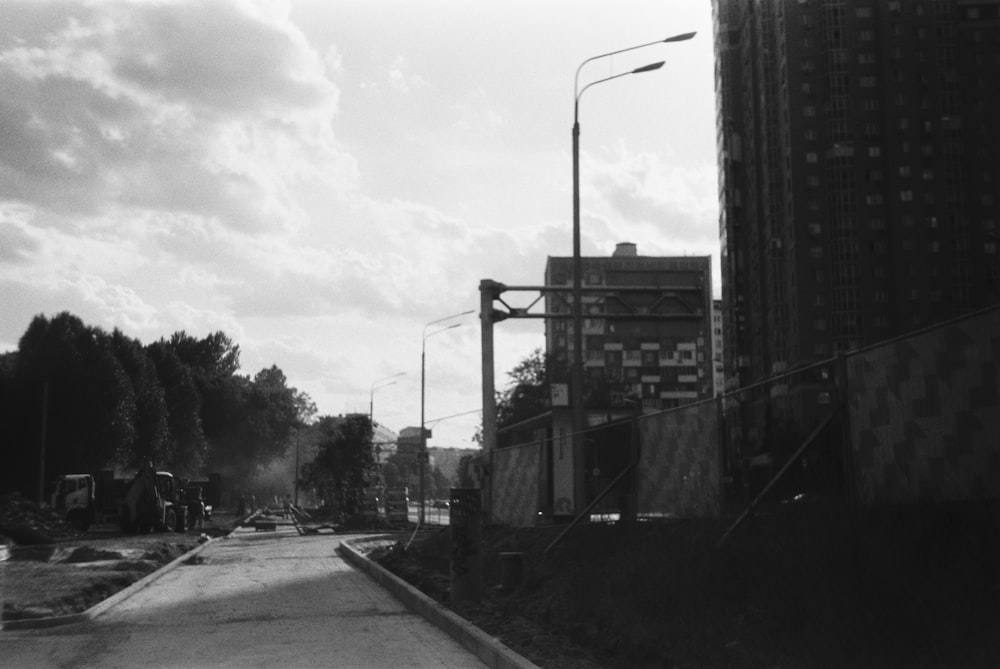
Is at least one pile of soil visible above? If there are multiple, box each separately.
[374,500,1000,668]
[0,493,80,544]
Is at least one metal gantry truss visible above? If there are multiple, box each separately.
[482,279,706,323]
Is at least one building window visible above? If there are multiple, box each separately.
[813,319,827,331]
[901,190,913,202]
[986,242,998,255]
[806,152,818,163]
[860,76,877,88]
[804,106,816,118]
[899,165,911,177]
[810,246,823,259]
[868,146,881,157]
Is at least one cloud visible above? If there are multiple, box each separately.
[581,140,719,256]
[360,54,427,95]
[0,0,351,234]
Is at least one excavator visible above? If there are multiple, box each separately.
[119,462,185,533]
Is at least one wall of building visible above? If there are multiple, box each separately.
[847,306,1000,505]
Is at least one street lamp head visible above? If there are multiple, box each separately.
[631,61,665,74]
[662,31,696,43]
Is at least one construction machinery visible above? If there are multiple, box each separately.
[50,474,98,531]
[119,463,185,533]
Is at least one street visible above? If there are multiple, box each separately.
[410,502,450,526]
[2,525,485,668]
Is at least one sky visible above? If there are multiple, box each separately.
[0,0,719,451]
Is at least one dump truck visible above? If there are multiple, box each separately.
[50,473,98,531]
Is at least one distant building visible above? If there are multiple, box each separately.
[713,0,1000,441]
[372,421,398,463]
[395,426,423,458]
[544,243,715,420]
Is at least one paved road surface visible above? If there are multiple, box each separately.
[2,526,487,668]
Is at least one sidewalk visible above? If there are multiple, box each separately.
[1,525,495,668]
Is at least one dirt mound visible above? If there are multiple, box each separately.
[0,493,79,544]
[63,546,125,563]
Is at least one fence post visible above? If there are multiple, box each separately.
[836,351,856,509]
[449,487,482,603]
[716,394,726,515]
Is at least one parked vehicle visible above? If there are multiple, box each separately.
[50,474,97,531]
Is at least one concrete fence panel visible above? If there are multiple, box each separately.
[490,441,542,527]
[847,308,1000,505]
[636,401,721,518]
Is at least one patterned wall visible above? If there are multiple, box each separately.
[636,400,721,518]
[490,440,542,527]
[848,308,1000,505]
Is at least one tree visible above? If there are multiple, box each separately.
[456,452,480,488]
[167,331,240,382]
[430,465,451,499]
[474,348,567,445]
[15,313,136,481]
[111,329,169,468]
[146,340,208,476]
[300,415,379,515]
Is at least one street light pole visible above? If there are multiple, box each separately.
[420,310,474,525]
[570,32,694,516]
[370,372,406,423]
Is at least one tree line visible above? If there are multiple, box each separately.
[0,312,314,500]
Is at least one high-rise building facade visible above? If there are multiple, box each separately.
[713,0,1000,431]
[544,243,715,418]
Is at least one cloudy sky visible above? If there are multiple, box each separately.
[0,0,718,450]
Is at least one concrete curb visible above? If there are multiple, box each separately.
[338,536,539,669]
[1,534,222,632]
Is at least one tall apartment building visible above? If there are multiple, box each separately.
[713,0,1000,436]
[712,299,725,395]
[544,243,715,418]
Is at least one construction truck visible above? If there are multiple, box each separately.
[50,474,98,531]
[119,463,186,533]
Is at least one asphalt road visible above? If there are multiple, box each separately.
[2,525,487,668]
